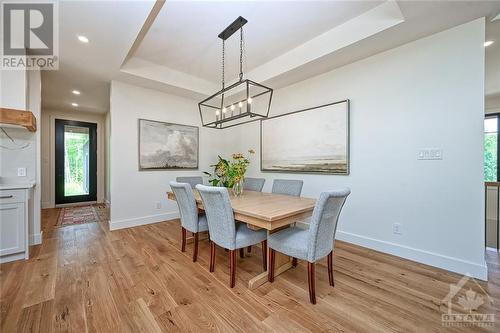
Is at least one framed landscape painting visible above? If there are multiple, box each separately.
[138,119,199,170]
[261,100,349,174]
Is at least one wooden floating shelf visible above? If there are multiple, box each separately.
[0,108,36,132]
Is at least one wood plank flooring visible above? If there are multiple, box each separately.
[1,207,499,332]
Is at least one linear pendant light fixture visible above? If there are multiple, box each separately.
[198,16,273,129]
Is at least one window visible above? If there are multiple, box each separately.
[485,115,498,181]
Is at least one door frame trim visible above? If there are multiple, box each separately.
[54,119,98,205]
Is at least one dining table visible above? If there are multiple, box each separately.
[167,189,316,289]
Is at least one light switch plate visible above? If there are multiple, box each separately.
[417,148,443,160]
[17,167,26,177]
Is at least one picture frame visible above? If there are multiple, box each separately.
[138,119,199,170]
[260,100,350,175]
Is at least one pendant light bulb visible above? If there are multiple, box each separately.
[222,107,227,113]
[238,101,243,108]
[230,104,235,111]
[247,97,252,104]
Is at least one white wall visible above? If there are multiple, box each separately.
[0,69,42,245]
[27,71,42,245]
[228,19,487,279]
[0,127,37,180]
[486,95,500,114]
[485,31,500,97]
[108,19,486,280]
[0,69,27,110]
[109,81,229,230]
[0,69,31,180]
[105,111,111,203]
[41,109,106,208]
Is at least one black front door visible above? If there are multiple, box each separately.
[55,119,97,204]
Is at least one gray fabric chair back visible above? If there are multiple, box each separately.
[243,177,265,192]
[170,181,199,232]
[196,184,236,249]
[307,188,350,262]
[176,176,203,189]
[272,179,304,196]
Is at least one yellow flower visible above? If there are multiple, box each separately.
[232,153,244,159]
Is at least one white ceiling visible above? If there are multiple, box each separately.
[41,0,500,114]
[136,1,383,81]
[41,0,155,114]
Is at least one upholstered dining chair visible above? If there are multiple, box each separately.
[242,177,265,254]
[243,177,266,192]
[176,176,203,189]
[196,184,268,288]
[170,181,208,262]
[267,188,351,304]
[272,179,304,196]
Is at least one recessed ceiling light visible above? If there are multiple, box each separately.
[71,103,78,107]
[72,90,80,95]
[77,35,89,43]
[484,40,494,47]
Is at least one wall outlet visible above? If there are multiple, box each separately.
[17,167,26,177]
[155,202,161,209]
[393,223,402,235]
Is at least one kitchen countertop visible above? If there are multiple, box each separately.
[0,181,36,190]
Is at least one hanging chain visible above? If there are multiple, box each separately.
[221,39,225,89]
[239,27,244,82]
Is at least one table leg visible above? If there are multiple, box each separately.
[248,228,294,290]
[248,251,292,290]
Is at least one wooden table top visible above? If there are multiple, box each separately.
[167,190,316,231]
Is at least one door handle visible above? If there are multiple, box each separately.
[0,195,13,199]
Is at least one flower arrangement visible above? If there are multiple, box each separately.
[204,150,255,188]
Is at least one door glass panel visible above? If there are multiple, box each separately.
[64,125,90,196]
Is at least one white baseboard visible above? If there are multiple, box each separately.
[109,211,179,231]
[336,230,488,281]
[0,252,27,264]
[104,199,110,205]
[29,232,43,245]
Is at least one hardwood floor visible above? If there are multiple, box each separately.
[1,207,499,332]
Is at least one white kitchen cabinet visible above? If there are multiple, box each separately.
[0,202,25,257]
[0,185,32,263]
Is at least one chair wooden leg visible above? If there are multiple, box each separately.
[292,257,298,267]
[261,240,267,271]
[247,246,252,253]
[193,232,199,262]
[308,262,316,304]
[239,248,245,258]
[268,248,275,282]
[327,251,334,287]
[229,250,236,288]
[209,242,216,272]
[181,227,186,252]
